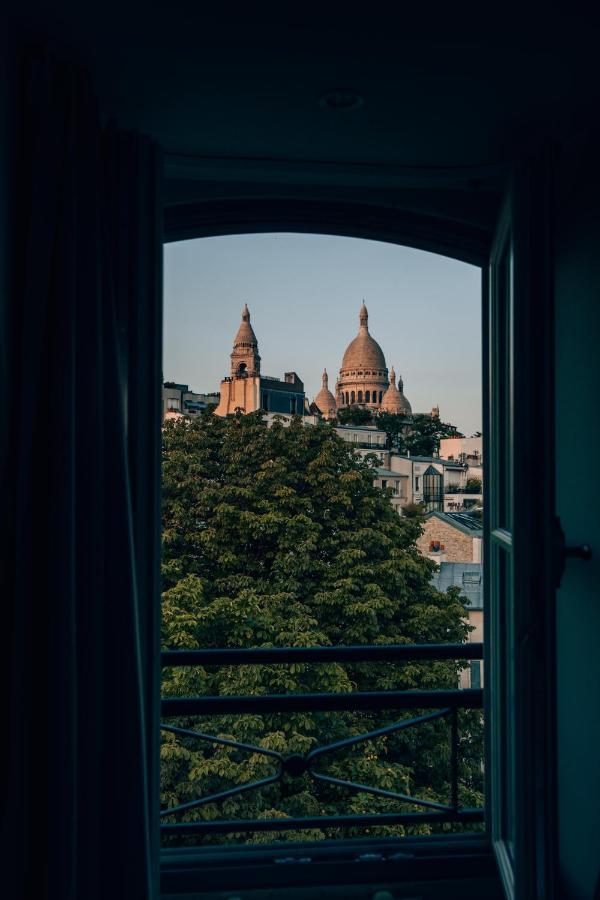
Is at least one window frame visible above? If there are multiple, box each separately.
[158,187,551,894]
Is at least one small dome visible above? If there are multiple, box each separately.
[315,369,337,419]
[341,303,387,371]
[380,367,411,414]
[234,303,258,346]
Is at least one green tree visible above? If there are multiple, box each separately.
[404,414,463,457]
[376,412,408,451]
[161,411,482,842]
[336,406,373,426]
[401,502,427,518]
[464,478,482,494]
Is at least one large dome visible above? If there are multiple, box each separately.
[336,304,389,410]
[340,302,386,372]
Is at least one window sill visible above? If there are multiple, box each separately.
[160,833,501,899]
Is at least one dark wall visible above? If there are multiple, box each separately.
[0,38,17,430]
[554,130,600,900]
[263,387,304,415]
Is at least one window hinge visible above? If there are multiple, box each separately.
[554,516,592,587]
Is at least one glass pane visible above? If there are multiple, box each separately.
[161,234,484,847]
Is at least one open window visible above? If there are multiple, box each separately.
[159,229,494,896]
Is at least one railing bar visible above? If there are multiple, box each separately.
[451,708,459,812]
[160,723,283,760]
[161,643,483,667]
[310,771,451,811]
[307,708,451,761]
[160,773,280,819]
[161,688,483,716]
[160,808,485,836]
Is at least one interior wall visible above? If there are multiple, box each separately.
[554,130,600,900]
[0,38,17,428]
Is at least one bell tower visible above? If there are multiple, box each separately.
[230,303,261,377]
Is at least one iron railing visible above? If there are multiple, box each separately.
[160,642,484,839]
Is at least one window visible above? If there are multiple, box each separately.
[262,391,269,411]
[415,476,420,491]
[470,660,482,690]
[161,232,484,875]
[167,398,180,410]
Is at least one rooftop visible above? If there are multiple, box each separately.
[423,510,483,536]
[432,562,483,609]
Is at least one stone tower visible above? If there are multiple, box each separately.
[230,303,261,377]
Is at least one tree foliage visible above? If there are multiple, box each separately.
[404,414,463,458]
[336,406,373,426]
[161,411,482,843]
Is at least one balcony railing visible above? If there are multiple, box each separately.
[160,642,484,840]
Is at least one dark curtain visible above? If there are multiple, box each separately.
[2,52,162,898]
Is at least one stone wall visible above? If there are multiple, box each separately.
[416,517,475,563]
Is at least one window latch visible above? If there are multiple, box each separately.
[554,516,592,587]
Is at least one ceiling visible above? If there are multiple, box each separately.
[11,7,600,252]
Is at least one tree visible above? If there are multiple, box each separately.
[376,412,408,451]
[336,406,373,426]
[161,411,483,843]
[401,502,427,518]
[464,478,482,494]
[404,414,463,458]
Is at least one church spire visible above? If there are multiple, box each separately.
[322,368,329,388]
[359,301,369,330]
[231,303,260,376]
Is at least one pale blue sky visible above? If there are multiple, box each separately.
[164,233,482,436]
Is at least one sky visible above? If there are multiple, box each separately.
[164,233,482,436]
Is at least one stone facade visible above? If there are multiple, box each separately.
[215,305,305,417]
[336,303,394,411]
[416,512,481,563]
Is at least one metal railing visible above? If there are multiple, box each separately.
[160,642,484,839]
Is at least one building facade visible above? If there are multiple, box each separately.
[215,305,306,417]
[334,303,412,415]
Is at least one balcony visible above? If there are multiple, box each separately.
[160,642,484,843]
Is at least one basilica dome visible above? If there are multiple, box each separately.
[341,303,387,371]
[336,303,389,410]
[314,369,337,419]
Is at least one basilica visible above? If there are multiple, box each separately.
[215,302,413,420]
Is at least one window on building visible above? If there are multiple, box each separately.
[415,476,420,491]
[290,397,297,415]
[262,392,269,411]
[470,660,482,690]
[365,390,370,402]
[358,390,363,402]
[381,479,387,489]
[350,390,355,403]
[167,398,180,410]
